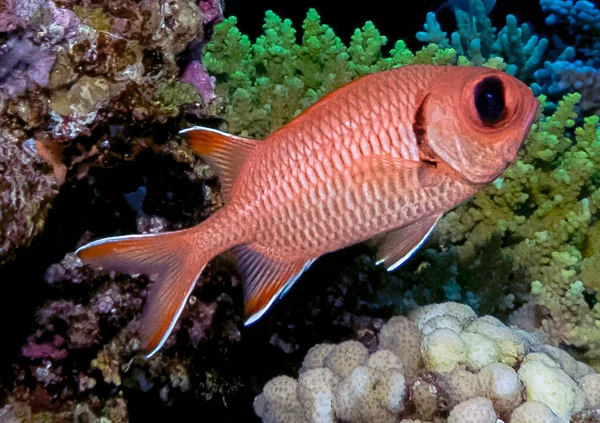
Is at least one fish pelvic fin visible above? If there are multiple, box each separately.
[232,245,315,325]
[76,229,211,358]
[372,213,442,272]
[179,126,259,202]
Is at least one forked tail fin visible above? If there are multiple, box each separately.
[76,229,210,358]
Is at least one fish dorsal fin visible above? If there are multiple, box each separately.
[232,245,315,325]
[179,126,259,202]
[372,214,442,272]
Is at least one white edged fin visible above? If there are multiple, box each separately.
[231,245,315,325]
[140,261,207,358]
[372,214,442,272]
[179,126,259,202]
[75,230,210,359]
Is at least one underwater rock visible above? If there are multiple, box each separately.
[0,133,58,264]
[254,302,600,422]
[0,0,225,264]
[1,0,225,177]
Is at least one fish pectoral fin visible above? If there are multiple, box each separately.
[371,213,442,272]
[76,230,210,358]
[179,126,259,202]
[232,245,315,325]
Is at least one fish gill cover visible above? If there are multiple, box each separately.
[0,0,600,422]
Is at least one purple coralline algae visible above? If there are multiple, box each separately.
[182,60,217,101]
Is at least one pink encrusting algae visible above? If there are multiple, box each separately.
[76,64,539,358]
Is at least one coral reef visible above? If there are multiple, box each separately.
[2,209,244,421]
[2,1,600,422]
[0,0,226,264]
[0,0,224,171]
[0,131,59,264]
[254,302,600,422]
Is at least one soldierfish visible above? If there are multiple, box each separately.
[76,65,539,358]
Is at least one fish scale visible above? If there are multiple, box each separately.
[76,65,539,357]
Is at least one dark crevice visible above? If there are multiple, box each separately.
[412,93,437,168]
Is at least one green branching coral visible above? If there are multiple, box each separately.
[203,9,505,138]
[202,9,600,369]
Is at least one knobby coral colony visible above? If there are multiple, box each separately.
[255,302,600,422]
[1,0,600,421]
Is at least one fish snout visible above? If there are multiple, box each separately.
[501,96,539,163]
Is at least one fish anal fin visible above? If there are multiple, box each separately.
[372,214,442,272]
[179,126,259,202]
[76,230,210,358]
[232,245,314,325]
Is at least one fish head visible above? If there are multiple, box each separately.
[420,66,539,185]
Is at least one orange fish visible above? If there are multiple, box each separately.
[76,65,538,358]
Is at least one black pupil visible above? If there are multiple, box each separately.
[474,77,505,125]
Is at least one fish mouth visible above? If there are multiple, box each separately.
[525,97,540,127]
[501,98,539,164]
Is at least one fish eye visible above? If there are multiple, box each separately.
[474,77,506,126]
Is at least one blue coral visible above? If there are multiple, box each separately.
[534,0,600,112]
[533,59,600,112]
[541,0,600,35]
[416,0,547,79]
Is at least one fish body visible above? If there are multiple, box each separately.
[77,65,538,357]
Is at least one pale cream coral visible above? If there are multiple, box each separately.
[477,362,523,416]
[509,401,562,423]
[579,373,600,409]
[332,348,407,423]
[334,366,399,423]
[300,344,335,374]
[447,396,497,423]
[334,366,369,422]
[323,340,369,379]
[378,316,423,377]
[413,302,477,331]
[421,328,467,373]
[518,353,584,420]
[460,331,501,371]
[254,376,304,423]
[367,349,404,373]
[375,369,406,414]
[534,344,594,379]
[411,378,439,420]
[254,302,600,423]
[436,367,481,407]
[465,316,530,366]
[421,314,463,336]
[298,368,340,423]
